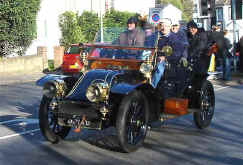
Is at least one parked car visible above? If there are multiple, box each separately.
[61,44,82,74]
[36,31,215,153]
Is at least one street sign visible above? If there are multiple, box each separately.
[149,8,162,25]
[152,13,160,22]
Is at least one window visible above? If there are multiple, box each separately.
[193,4,198,13]
[216,7,223,21]
[228,6,231,19]
[66,46,81,54]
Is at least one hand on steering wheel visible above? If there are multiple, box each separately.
[180,57,188,67]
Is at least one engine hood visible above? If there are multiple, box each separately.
[65,69,147,101]
[66,69,121,101]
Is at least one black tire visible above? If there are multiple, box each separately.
[39,96,70,143]
[193,80,215,129]
[116,90,149,153]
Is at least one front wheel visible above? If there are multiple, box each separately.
[193,80,215,129]
[116,91,149,153]
[39,96,70,143]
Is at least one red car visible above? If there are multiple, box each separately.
[61,44,82,73]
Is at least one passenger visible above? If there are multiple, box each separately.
[151,18,188,88]
[187,20,210,74]
[118,16,145,47]
[171,19,189,59]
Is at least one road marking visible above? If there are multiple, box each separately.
[0,118,40,140]
[215,86,230,91]
[0,118,39,125]
[214,84,223,88]
[0,129,40,140]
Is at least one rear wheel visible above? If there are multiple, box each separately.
[116,91,149,152]
[39,96,70,143]
[193,80,215,129]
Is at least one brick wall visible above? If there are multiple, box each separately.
[0,46,64,75]
[0,55,44,74]
[53,46,64,68]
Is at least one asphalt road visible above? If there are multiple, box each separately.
[0,81,243,165]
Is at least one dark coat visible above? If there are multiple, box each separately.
[187,30,210,74]
[157,32,188,63]
[207,31,226,58]
[239,36,243,72]
[118,28,145,47]
[223,37,232,58]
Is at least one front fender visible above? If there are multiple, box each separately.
[36,74,69,87]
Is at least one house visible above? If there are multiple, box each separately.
[192,0,242,43]
[215,0,243,43]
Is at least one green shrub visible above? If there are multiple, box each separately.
[0,0,41,57]
[78,11,99,43]
[59,11,86,48]
[48,60,54,71]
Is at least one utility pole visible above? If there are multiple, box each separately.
[99,0,104,42]
[209,0,216,27]
[231,0,237,72]
[91,0,93,11]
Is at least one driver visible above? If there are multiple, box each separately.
[151,18,188,88]
[118,16,145,47]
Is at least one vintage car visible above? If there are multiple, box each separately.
[36,34,215,153]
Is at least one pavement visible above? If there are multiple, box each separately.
[209,72,243,86]
[0,72,45,85]
[1,71,243,86]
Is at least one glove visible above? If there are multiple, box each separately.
[180,57,188,67]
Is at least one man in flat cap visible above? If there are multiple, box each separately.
[118,16,145,47]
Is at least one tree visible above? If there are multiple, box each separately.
[78,11,99,42]
[0,0,41,57]
[181,0,194,20]
[59,11,85,48]
[59,11,99,48]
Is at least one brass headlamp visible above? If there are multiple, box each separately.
[86,82,109,103]
[139,55,153,82]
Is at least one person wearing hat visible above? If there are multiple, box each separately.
[171,19,189,59]
[187,20,210,74]
[118,16,145,47]
[171,19,180,33]
[151,18,189,88]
